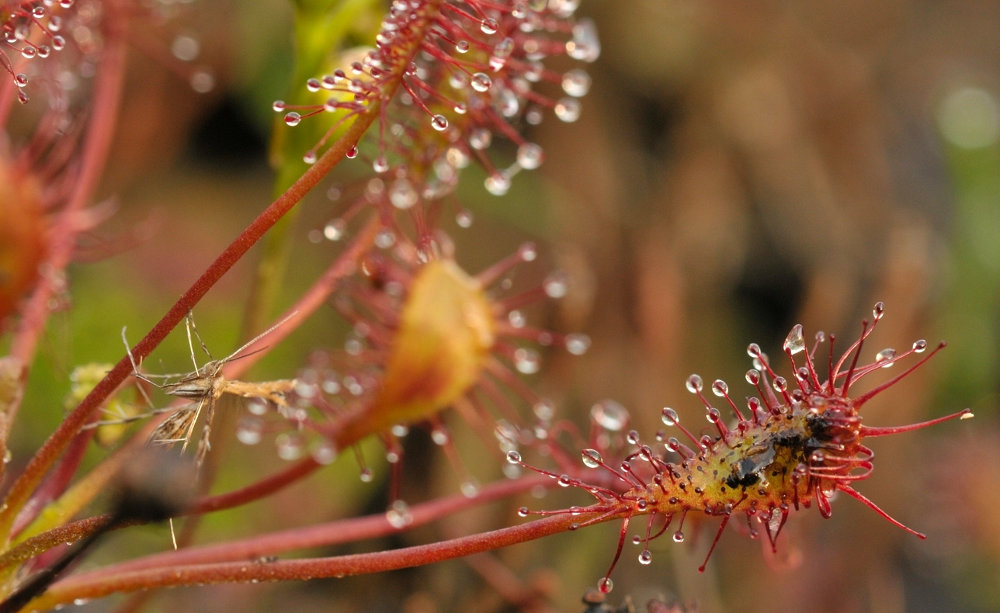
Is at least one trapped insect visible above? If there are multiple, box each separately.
[92,312,298,466]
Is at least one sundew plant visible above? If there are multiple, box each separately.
[0,1,995,612]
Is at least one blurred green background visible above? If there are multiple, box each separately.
[9,1,1000,611]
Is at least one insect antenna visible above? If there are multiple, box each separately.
[181,311,216,375]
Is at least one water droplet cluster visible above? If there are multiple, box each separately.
[3,1,215,105]
[274,0,599,209]
[2,0,76,103]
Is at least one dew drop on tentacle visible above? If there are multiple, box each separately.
[385,499,413,528]
[581,448,603,468]
[554,97,581,122]
[685,374,703,394]
[430,427,449,445]
[430,114,448,131]
[489,37,514,71]
[455,208,474,228]
[568,18,601,62]
[470,72,492,92]
[190,70,215,94]
[875,348,896,366]
[484,172,511,195]
[518,243,538,262]
[460,480,480,498]
[480,17,499,35]
[598,577,614,594]
[661,407,679,427]
[388,177,419,209]
[374,228,396,249]
[235,416,264,445]
[592,399,629,431]
[246,398,269,416]
[311,441,338,465]
[513,347,541,374]
[469,126,492,150]
[516,143,544,169]
[562,68,592,97]
[275,431,305,460]
[565,333,591,356]
[323,218,346,241]
[542,271,569,298]
[783,324,805,355]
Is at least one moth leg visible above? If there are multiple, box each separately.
[194,394,218,466]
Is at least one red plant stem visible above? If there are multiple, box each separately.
[3,469,557,580]
[0,515,116,572]
[98,474,553,576]
[196,456,324,514]
[190,408,437,516]
[32,510,609,610]
[0,96,382,545]
[10,428,92,538]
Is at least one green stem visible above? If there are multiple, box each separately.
[242,0,381,339]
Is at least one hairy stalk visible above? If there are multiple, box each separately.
[0,516,118,573]
[86,474,552,577]
[12,421,95,536]
[31,510,604,610]
[2,473,557,605]
[10,437,139,546]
